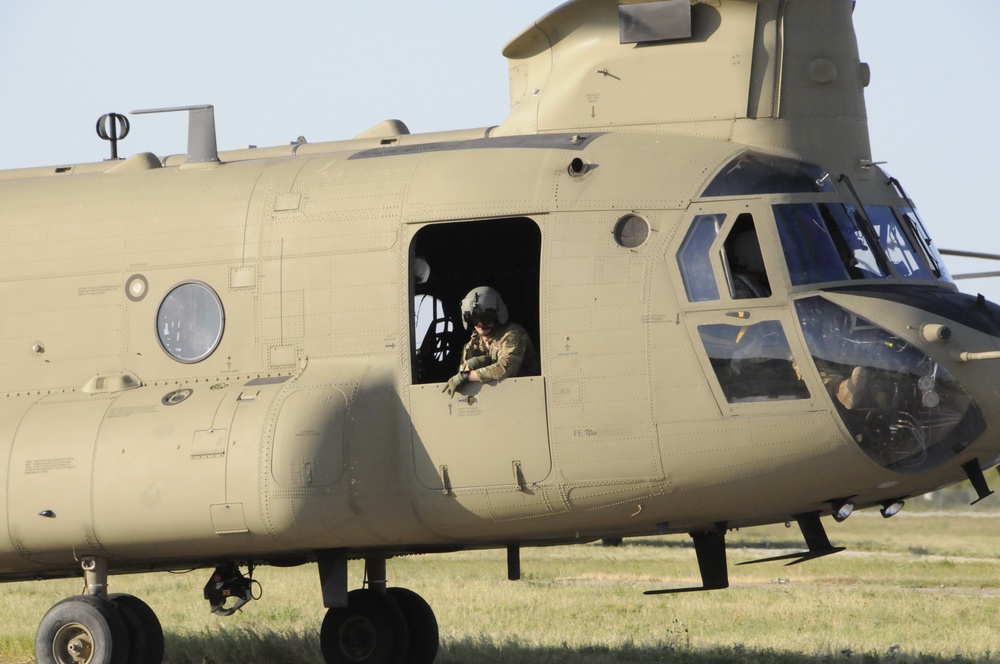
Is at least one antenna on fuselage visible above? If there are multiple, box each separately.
[737,512,845,567]
[96,113,130,160]
[644,526,729,595]
[132,104,219,163]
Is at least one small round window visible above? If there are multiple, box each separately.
[156,281,225,363]
[613,214,650,248]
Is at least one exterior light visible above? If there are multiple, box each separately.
[880,500,905,518]
[920,323,952,343]
[831,499,855,523]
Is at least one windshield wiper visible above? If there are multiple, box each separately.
[838,173,893,276]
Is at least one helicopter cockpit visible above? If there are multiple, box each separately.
[703,151,953,289]
[680,151,986,476]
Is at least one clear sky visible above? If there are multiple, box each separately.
[2,1,998,300]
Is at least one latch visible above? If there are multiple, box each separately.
[512,461,527,492]
[439,465,452,496]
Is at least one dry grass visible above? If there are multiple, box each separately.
[3,501,1000,663]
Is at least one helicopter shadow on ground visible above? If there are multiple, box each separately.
[436,639,994,664]
[161,631,988,664]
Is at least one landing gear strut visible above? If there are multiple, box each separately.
[34,557,164,664]
[319,557,439,664]
[34,555,436,664]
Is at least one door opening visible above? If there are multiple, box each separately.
[410,218,541,385]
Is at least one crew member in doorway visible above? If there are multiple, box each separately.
[443,286,539,397]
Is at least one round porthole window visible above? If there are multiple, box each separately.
[156,281,225,363]
[613,214,650,248]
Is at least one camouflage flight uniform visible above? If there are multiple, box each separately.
[460,322,539,382]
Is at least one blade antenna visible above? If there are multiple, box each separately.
[132,105,219,163]
[738,512,845,567]
[645,524,729,595]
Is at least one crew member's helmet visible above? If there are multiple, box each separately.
[461,286,509,330]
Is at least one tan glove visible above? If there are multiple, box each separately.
[442,371,470,397]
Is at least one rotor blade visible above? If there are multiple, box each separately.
[941,249,1000,261]
[951,271,1000,281]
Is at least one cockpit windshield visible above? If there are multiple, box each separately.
[899,207,953,281]
[775,203,886,286]
[774,203,946,287]
[862,206,933,280]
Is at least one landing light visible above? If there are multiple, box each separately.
[880,500,905,518]
[831,500,855,523]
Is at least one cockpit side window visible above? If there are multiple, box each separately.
[724,214,771,299]
[698,321,809,403]
[677,214,723,302]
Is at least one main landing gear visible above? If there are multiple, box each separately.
[33,555,438,664]
[203,556,440,663]
[34,557,164,664]
[319,556,439,664]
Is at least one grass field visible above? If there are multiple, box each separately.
[3,498,1000,663]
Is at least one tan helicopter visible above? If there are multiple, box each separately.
[3,0,1000,663]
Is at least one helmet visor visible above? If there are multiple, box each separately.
[463,310,498,329]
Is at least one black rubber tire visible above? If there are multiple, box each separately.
[320,588,409,664]
[109,594,164,664]
[387,587,439,664]
[35,594,130,664]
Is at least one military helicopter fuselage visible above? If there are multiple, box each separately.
[4,1,1000,663]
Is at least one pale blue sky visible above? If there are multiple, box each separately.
[2,1,998,300]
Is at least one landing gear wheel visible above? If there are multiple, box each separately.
[387,588,438,664]
[321,589,410,664]
[35,595,130,664]
[109,594,164,664]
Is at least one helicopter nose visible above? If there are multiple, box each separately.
[795,294,990,475]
